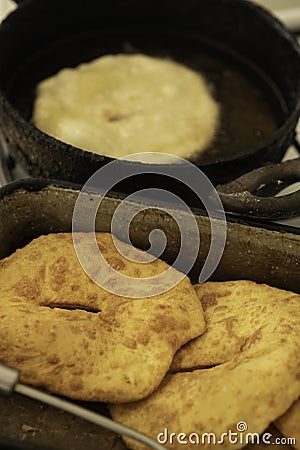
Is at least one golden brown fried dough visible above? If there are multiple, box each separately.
[171,280,300,371]
[33,54,219,162]
[110,281,300,449]
[0,233,205,403]
[275,398,300,449]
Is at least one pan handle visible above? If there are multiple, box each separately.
[216,158,300,220]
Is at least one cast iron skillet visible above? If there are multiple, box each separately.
[0,0,300,218]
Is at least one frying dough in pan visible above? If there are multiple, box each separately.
[0,233,205,403]
[110,281,300,449]
[33,54,219,162]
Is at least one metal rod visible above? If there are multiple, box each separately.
[15,383,165,450]
[0,364,164,449]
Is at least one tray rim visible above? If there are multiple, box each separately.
[1,177,300,236]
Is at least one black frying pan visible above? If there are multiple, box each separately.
[0,0,300,218]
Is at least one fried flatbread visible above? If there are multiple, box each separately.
[0,233,205,403]
[33,54,219,162]
[275,398,300,449]
[110,281,300,449]
[171,280,299,371]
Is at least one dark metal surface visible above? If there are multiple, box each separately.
[0,0,299,186]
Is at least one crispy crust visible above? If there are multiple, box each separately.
[0,233,205,403]
[110,281,300,449]
[275,398,300,449]
[172,281,300,371]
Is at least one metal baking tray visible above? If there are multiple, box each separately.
[0,179,299,450]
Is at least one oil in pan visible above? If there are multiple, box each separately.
[6,30,285,166]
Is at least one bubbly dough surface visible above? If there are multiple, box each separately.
[33,54,219,163]
[0,233,205,403]
[111,280,300,449]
